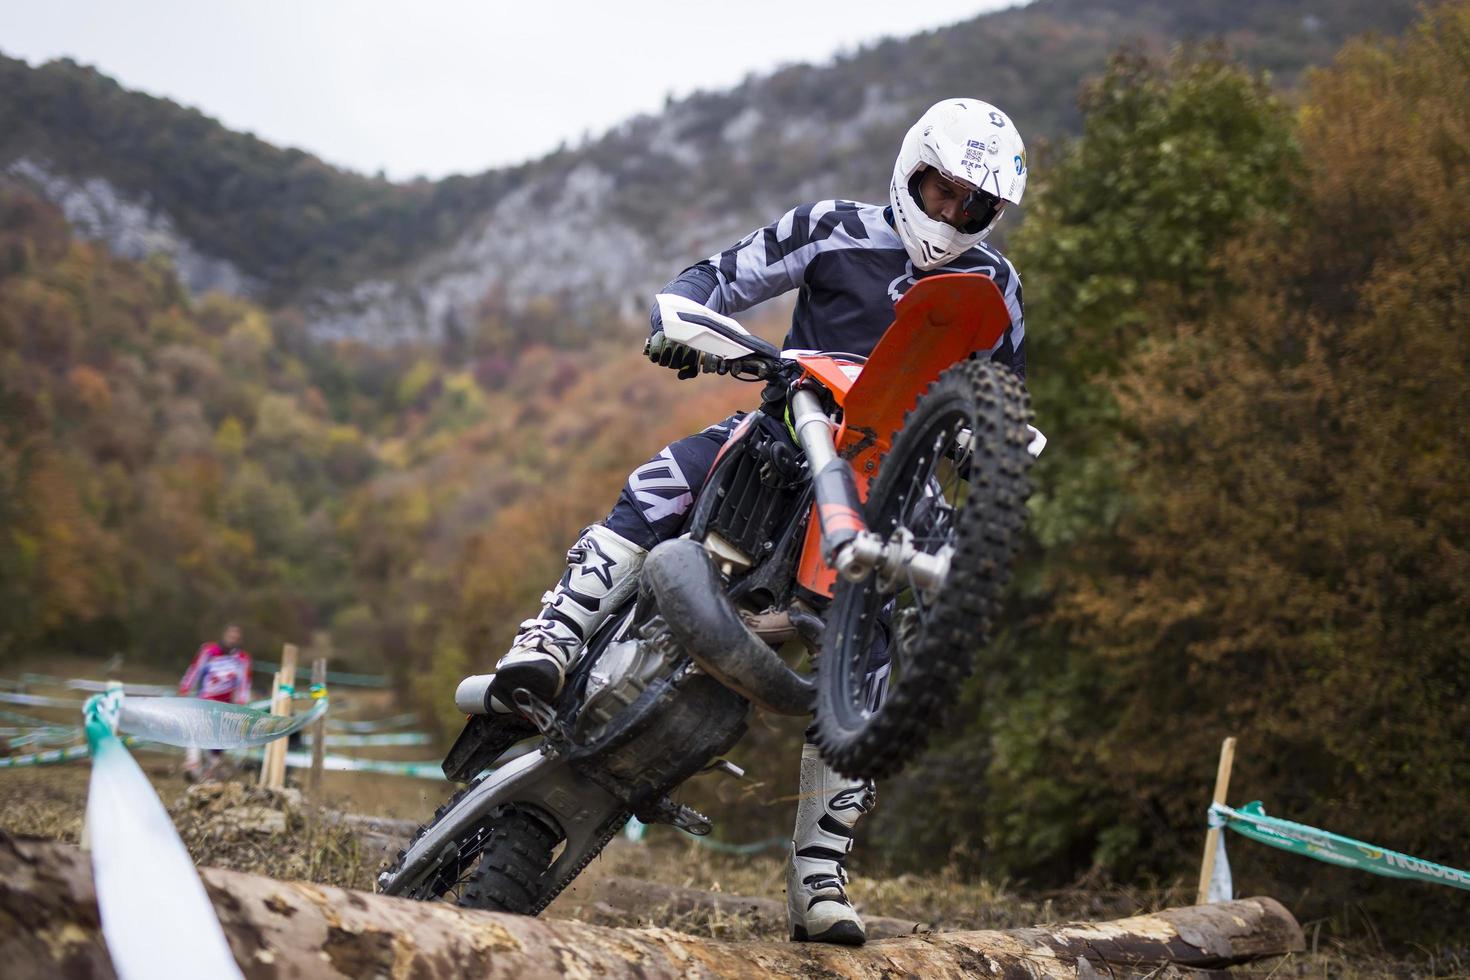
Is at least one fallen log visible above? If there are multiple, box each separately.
[0,834,1302,979]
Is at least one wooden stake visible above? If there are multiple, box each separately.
[308,657,327,798]
[258,670,281,787]
[260,644,297,790]
[1196,736,1237,904]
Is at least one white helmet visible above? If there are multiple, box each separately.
[889,98,1028,270]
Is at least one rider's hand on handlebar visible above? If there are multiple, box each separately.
[644,330,703,380]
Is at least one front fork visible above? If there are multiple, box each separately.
[789,389,950,593]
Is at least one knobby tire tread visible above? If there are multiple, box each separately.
[814,358,1032,781]
[456,806,561,913]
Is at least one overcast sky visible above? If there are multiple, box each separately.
[1,1,1024,181]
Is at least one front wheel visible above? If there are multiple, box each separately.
[814,358,1032,781]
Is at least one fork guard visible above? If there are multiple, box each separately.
[642,538,815,716]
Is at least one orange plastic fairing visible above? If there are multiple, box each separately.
[792,355,865,404]
[793,274,1012,598]
[839,274,1010,454]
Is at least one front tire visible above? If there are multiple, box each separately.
[814,358,1032,781]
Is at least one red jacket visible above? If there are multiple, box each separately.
[179,643,252,704]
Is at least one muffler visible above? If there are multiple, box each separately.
[641,538,815,716]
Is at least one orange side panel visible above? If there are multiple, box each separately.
[796,509,838,598]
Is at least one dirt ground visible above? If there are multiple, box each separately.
[1,658,1465,979]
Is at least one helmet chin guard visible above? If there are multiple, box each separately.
[889,98,1028,270]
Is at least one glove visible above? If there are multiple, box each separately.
[645,330,702,380]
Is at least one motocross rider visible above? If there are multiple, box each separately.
[482,98,1027,945]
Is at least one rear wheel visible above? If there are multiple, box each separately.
[382,783,507,903]
[457,805,561,913]
[813,358,1032,781]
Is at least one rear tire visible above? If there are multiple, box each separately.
[814,358,1032,781]
[456,805,561,914]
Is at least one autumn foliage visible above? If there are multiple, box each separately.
[0,0,1466,945]
[874,4,1470,938]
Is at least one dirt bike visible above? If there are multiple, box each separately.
[376,273,1034,913]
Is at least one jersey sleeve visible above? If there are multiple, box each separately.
[651,200,875,333]
[987,254,1027,383]
[179,644,210,695]
[709,201,871,312]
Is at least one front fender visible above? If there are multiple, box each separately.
[840,273,1010,452]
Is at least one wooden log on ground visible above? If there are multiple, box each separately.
[0,835,1303,980]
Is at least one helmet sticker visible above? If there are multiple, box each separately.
[1014,154,1024,174]
[989,110,1006,128]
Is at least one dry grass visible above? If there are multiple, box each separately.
[169,781,377,890]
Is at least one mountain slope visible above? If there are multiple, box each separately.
[0,0,1422,343]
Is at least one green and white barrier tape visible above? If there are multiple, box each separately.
[255,661,389,688]
[0,724,82,748]
[688,834,788,855]
[66,677,176,696]
[251,739,539,782]
[622,817,787,855]
[0,689,86,708]
[19,671,174,696]
[273,749,446,781]
[1208,800,1470,899]
[118,684,329,749]
[0,722,74,734]
[83,689,244,979]
[0,743,92,768]
[301,731,431,748]
[326,711,420,733]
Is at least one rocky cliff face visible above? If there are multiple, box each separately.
[303,162,674,344]
[5,158,260,299]
[302,87,910,345]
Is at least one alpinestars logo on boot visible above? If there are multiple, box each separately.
[574,535,617,590]
[829,786,873,813]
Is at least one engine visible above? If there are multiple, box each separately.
[575,615,677,742]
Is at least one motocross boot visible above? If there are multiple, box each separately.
[486,524,646,711]
[786,741,876,945]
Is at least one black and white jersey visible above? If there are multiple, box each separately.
[667,199,1025,380]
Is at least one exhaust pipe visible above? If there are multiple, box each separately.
[455,674,495,715]
[641,539,815,716]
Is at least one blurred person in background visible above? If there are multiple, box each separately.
[179,622,253,781]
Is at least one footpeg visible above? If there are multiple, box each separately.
[670,803,713,836]
[512,688,561,738]
[637,796,714,836]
